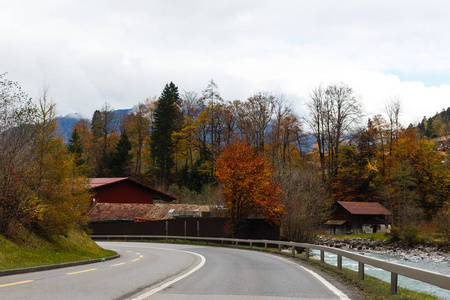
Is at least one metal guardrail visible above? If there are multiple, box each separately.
[90,235,450,295]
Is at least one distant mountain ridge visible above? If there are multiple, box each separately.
[57,109,132,143]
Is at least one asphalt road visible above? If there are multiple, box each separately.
[0,242,357,299]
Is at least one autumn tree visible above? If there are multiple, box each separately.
[71,119,95,176]
[201,79,223,160]
[331,119,382,202]
[0,74,38,234]
[279,164,331,243]
[243,92,275,152]
[215,140,284,236]
[150,82,181,184]
[385,97,402,176]
[124,100,153,175]
[91,103,119,177]
[181,91,202,120]
[31,88,91,235]
[307,83,362,184]
[271,109,305,169]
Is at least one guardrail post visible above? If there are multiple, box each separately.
[320,250,325,263]
[391,273,398,294]
[358,262,364,280]
[165,221,168,237]
[197,221,200,241]
[265,242,267,250]
[184,221,186,237]
[91,235,450,292]
[250,241,252,248]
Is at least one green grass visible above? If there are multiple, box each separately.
[326,232,389,241]
[298,256,440,300]
[0,229,116,270]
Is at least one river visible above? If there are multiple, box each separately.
[310,249,450,299]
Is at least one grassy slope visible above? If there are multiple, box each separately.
[0,229,115,270]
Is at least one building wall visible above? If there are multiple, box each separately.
[93,180,154,204]
[89,218,280,240]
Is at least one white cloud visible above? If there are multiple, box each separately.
[1,1,450,127]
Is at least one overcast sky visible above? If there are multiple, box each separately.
[2,1,450,126]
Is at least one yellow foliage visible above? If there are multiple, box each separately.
[21,197,47,222]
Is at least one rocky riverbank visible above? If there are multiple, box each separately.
[315,235,450,263]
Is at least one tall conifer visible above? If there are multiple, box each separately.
[109,129,133,177]
[150,82,180,184]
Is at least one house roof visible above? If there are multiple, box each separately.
[88,203,153,222]
[88,203,212,222]
[88,177,129,188]
[438,136,450,143]
[88,177,177,202]
[337,201,392,215]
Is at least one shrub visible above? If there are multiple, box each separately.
[401,225,420,247]
[386,226,401,242]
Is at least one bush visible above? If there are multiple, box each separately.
[386,225,421,247]
[386,226,401,242]
[436,202,450,242]
[401,225,420,247]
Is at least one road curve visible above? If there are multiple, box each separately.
[0,242,356,299]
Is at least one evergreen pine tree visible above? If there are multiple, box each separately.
[150,82,181,184]
[91,110,102,139]
[109,130,133,177]
[67,128,84,167]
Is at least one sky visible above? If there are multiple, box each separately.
[2,1,450,127]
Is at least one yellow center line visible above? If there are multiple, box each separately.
[126,250,133,253]
[132,258,140,262]
[66,268,97,275]
[135,252,141,255]
[112,262,126,266]
[0,280,34,288]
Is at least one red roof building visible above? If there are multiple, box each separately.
[88,177,176,205]
[325,201,392,235]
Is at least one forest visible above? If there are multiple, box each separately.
[1,74,449,242]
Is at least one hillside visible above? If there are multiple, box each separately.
[416,107,450,138]
[0,228,115,270]
[56,109,132,143]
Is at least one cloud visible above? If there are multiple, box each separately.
[1,1,450,126]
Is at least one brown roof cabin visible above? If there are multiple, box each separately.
[88,177,176,205]
[325,201,392,235]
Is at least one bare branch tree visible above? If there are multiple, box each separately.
[307,83,362,183]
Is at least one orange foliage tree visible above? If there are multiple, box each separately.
[215,140,284,235]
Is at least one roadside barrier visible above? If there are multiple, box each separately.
[90,235,450,295]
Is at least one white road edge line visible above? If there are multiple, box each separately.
[298,265,350,300]
[130,249,206,300]
[273,254,350,300]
